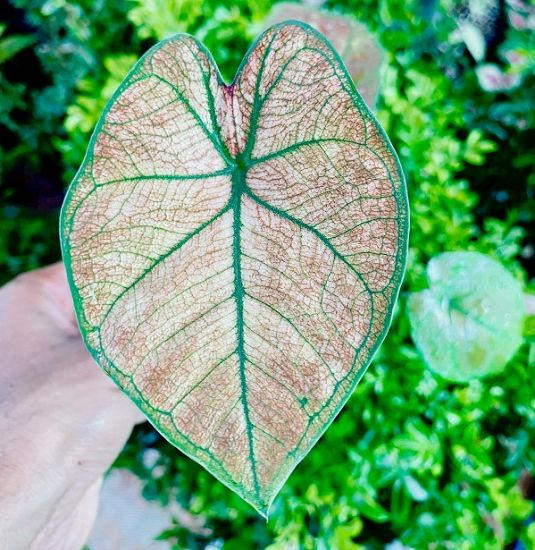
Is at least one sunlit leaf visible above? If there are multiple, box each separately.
[408,252,524,382]
[61,22,408,516]
[264,4,383,108]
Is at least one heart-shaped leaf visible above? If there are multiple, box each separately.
[408,252,524,382]
[61,22,408,516]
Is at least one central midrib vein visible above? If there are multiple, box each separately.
[231,165,261,499]
[226,31,277,503]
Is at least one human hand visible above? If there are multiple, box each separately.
[0,263,144,550]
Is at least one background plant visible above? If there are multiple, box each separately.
[1,0,534,548]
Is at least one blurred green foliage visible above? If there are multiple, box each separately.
[1,0,534,548]
[408,251,525,382]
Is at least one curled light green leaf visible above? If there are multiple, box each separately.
[408,252,524,382]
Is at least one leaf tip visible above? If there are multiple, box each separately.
[243,490,274,520]
[255,502,271,521]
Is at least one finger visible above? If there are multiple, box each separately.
[36,262,80,335]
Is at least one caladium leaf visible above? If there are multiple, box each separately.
[61,22,408,516]
[408,252,524,383]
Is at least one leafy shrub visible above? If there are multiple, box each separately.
[1,0,534,547]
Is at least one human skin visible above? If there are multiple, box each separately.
[0,263,143,549]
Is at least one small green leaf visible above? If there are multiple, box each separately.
[332,517,364,549]
[0,33,36,64]
[403,475,428,502]
[355,493,389,522]
[408,252,524,382]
